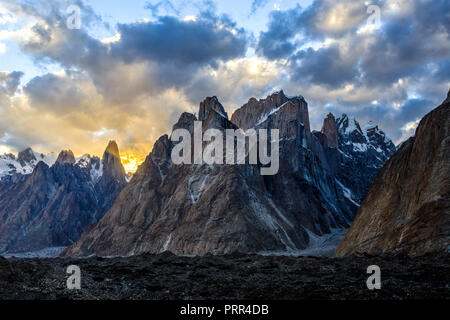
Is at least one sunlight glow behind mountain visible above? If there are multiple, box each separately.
[120,152,144,173]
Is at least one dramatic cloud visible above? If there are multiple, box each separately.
[290,44,359,87]
[12,0,250,103]
[256,0,450,143]
[0,0,254,161]
[113,16,247,66]
[0,0,449,164]
[256,6,302,59]
[256,0,378,59]
[185,57,283,109]
[1,69,196,159]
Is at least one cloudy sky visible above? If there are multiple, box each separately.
[0,0,449,171]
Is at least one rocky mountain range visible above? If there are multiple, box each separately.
[334,114,397,203]
[0,148,57,180]
[0,141,127,254]
[336,92,450,256]
[62,90,395,257]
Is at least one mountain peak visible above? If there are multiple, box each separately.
[198,96,228,121]
[104,140,120,159]
[337,114,361,135]
[151,134,171,161]
[101,140,126,184]
[18,146,33,153]
[271,89,285,97]
[321,112,338,148]
[268,90,305,101]
[172,112,197,134]
[17,147,36,166]
[56,150,75,165]
[443,88,450,104]
[336,102,450,256]
[231,90,309,131]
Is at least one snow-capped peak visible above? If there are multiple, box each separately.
[337,114,362,136]
[73,154,104,183]
[268,90,304,101]
[362,121,394,146]
[336,114,396,163]
[75,154,92,168]
[0,148,57,178]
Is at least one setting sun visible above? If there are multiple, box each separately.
[120,153,145,173]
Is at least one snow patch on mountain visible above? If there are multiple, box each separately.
[75,154,92,168]
[0,148,121,186]
[0,148,57,178]
[338,115,359,135]
[255,100,293,127]
[335,180,360,207]
[90,160,103,183]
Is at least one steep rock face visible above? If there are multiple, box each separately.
[63,92,385,257]
[444,89,450,104]
[17,148,37,166]
[336,98,450,256]
[55,150,76,165]
[95,141,128,216]
[99,141,127,185]
[231,90,310,131]
[0,142,127,253]
[321,113,338,148]
[199,96,228,121]
[335,114,396,202]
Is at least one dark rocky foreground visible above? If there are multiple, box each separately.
[1,252,449,300]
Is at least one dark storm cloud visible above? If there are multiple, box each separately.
[11,0,249,110]
[257,0,450,87]
[256,0,379,59]
[291,45,359,87]
[0,0,257,157]
[256,0,449,143]
[256,6,302,59]
[18,1,248,95]
[24,73,89,113]
[359,0,450,86]
[3,0,449,152]
[112,16,248,66]
[18,0,248,69]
